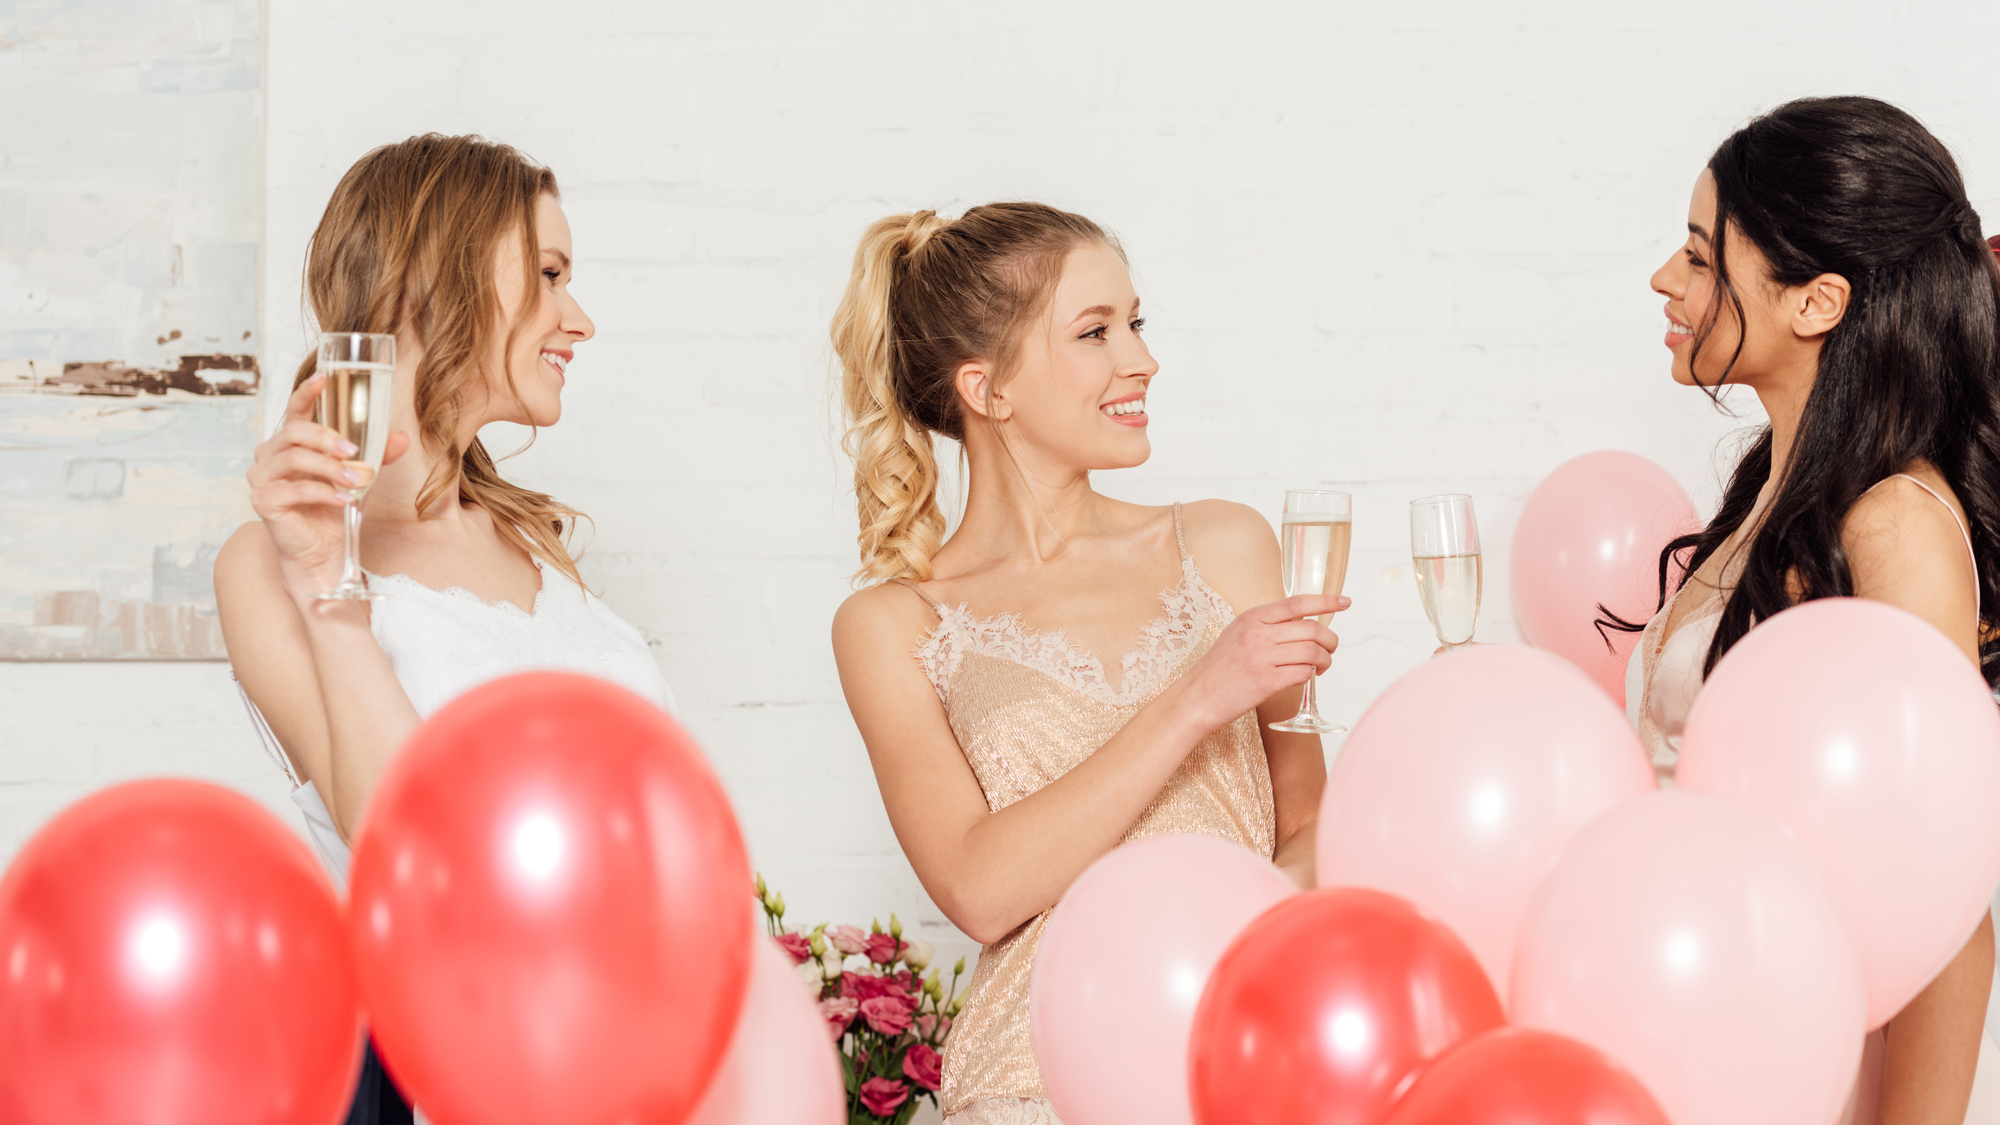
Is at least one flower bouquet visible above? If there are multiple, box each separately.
[758,875,968,1124]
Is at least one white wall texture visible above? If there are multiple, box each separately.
[10,0,2000,991]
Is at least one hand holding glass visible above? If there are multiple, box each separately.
[1270,490,1352,735]
[314,332,395,602]
[1411,494,1481,650]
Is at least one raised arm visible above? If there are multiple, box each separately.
[1843,473,1994,1125]
[1178,500,1329,888]
[214,373,416,843]
[833,560,1339,946]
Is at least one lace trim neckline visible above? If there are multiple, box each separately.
[913,559,1227,709]
[364,556,552,619]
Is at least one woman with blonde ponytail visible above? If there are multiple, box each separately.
[214,135,673,1125]
[832,203,1341,1123]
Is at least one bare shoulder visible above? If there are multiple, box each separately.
[215,520,283,604]
[1842,473,1978,652]
[1844,473,1971,568]
[1175,499,1283,608]
[832,580,944,664]
[1178,499,1277,558]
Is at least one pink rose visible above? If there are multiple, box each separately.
[841,972,903,1003]
[827,924,869,956]
[857,1077,909,1117]
[860,994,914,1036]
[865,932,902,965]
[773,932,812,965]
[902,1042,942,1092]
[914,1012,951,1041]
[818,996,858,1041]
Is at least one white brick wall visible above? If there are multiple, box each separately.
[12,0,2000,1004]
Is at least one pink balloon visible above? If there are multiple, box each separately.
[1511,791,1865,1125]
[1512,451,1697,705]
[1030,834,1298,1125]
[685,934,844,1125]
[1678,598,2000,1028]
[1318,644,1654,991]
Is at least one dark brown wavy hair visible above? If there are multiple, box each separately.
[1604,98,2000,685]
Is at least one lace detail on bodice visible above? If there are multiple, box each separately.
[913,557,1231,709]
[366,570,547,618]
[362,558,672,720]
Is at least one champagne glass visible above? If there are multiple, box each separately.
[1269,489,1353,734]
[1410,494,1481,649]
[313,332,395,602]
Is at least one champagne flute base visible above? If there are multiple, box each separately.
[1268,716,1347,735]
[314,583,383,602]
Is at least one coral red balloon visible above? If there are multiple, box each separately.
[0,780,362,1125]
[1380,1028,1669,1125]
[1511,451,1696,705]
[349,672,752,1125]
[1188,888,1504,1125]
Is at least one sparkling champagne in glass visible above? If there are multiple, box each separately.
[1410,494,1481,649]
[314,332,395,602]
[1270,489,1352,735]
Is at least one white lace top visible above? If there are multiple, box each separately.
[246,557,674,884]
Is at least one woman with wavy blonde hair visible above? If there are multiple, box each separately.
[215,134,672,1125]
[831,202,1340,1123]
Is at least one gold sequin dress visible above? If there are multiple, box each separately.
[894,504,1278,1125]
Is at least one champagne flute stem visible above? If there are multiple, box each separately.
[340,497,365,591]
[1297,669,1319,721]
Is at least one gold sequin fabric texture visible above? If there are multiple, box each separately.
[904,506,1277,1121]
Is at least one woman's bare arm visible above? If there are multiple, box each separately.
[214,374,419,843]
[834,572,1339,945]
[1845,475,1991,1125]
[1180,500,1328,888]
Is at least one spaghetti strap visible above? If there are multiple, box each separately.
[888,576,947,617]
[1867,474,1980,616]
[1171,502,1190,565]
[233,671,300,788]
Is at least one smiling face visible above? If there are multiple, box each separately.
[1650,169,1799,390]
[480,193,594,427]
[971,243,1158,472]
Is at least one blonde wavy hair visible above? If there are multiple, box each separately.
[831,202,1115,583]
[292,133,586,588]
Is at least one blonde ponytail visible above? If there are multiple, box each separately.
[831,202,1116,583]
[833,212,953,583]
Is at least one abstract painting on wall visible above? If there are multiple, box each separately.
[0,0,263,659]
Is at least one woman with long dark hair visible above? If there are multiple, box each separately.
[1625,96,2000,1122]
